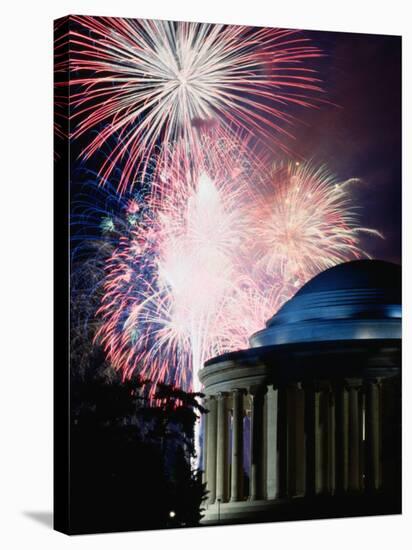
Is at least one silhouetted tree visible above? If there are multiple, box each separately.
[69,360,207,533]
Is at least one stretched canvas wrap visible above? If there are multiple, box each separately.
[54,16,402,535]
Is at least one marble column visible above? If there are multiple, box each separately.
[304,384,316,497]
[249,388,265,501]
[230,389,244,502]
[266,385,279,500]
[327,386,336,494]
[202,402,208,485]
[206,395,217,504]
[296,384,306,496]
[312,382,335,495]
[277,386,288,498]
[348,380,362,492]
[287,383,305,496]
[316,384,336,495]
[315,386,324,494]
[216,392,229,502]
[335,384,349,493]
[365,379,382,491]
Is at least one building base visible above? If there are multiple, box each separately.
[201,493,401,526]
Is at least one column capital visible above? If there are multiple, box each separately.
[231,387,246,396]
[216,391,229,400]
[204,394,216,406]
[204,394,216,415]
[364,377,382,386]
[344,378,363,390]
[266,383,278,396]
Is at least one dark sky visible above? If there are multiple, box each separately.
[69,24,402,266]
[281,30,401,264]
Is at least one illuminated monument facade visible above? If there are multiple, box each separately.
[199,260,401,524]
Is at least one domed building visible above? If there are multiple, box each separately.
[199,260,401,525]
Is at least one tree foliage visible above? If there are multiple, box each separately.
[69,361,207,533]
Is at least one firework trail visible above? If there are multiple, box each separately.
[68,16,323,191]
[54,19,70,159]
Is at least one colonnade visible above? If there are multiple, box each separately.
[203,379,383,506]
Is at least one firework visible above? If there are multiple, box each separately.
[68,16,322,191]
[83,149,381,394]
[253,161,383,286]
[94,137,261,392]
[54,19,70,159]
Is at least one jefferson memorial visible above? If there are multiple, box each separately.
[199,259,401,524]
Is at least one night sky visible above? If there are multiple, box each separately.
[281,30,401,264]
[69,24,401,265]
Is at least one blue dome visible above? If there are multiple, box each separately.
[250,260,401,348]
[294,259,400,297]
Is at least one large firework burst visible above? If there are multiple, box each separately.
[254,162,383,285]
[93,136,261,391]
[69,16,323,191]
